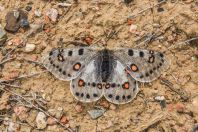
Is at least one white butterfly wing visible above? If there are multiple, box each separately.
[70,60,103,102]
[42,47,97,81]
[104,60,138,104]
[113,48,169,82]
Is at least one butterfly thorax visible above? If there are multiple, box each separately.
[96,49,114,82]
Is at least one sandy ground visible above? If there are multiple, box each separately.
[0,0,198,132]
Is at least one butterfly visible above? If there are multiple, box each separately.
[42,46,169,104]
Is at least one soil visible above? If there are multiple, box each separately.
[0,0,198,132]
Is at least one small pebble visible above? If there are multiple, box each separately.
[55,107,63,119]
[157,7,164,12]
[99,100,109,108]
[192,96,198,108]
[8,37,23,46]
[3,117,9,125]
[75,104,83,113]
[20,19,29,28]
[153,23,160,28]
[127,18,134,25]
[46,8,58,22]
[124,0,133,4]
[155,96,165,101]
[88,107,106,119]
[47,117,56,125]
[84,36,93,45]
[175,103,185,113]
[36,112,47,129]
[60,115,69,125]
[5,9,28,33]
[0,6,5,11]
[129,24,138,33]
[7,122,20,132]
[25,5,32,11]
[109,104,117,110]
[155,95,166,109]
[34,10,42,17]
[25,43,36,52]
[57,3,72,7]
[191,56,198,61]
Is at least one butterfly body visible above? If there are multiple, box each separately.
[42,46,169,104]
[95,49,114,82]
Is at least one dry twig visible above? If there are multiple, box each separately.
[160,78,189,101]
[0,71,47,83]
[0,86,74,132]
[167,36,198,50]
[130,0,167,18]
[134,111,167,131]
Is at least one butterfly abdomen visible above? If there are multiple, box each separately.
[98,49,114,82]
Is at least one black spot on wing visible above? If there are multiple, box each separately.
[108,94,113,98]
[122,95,126,99]
[78,48,84,55]
[68,50,72,56]
[140,74,144,78]
[92,82,96,87]
[111,83,116,88]
[145,72,149,77]
[159,53,164,58]
[86,94,90,99]
[128,49,134,56]
[139,51,144,57]
[75,92,79,96]
[49,51,53,56]
[116,95,120,100]
[133,87,136,92]
[127,95,131,99]
[68,74,71,77]
[149,70,153,74]
[93,93,98,97]
[62,71,66,75]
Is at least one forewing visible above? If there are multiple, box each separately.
[113,48,169,82]
[104,60,138,104]
[70,60,103,103]
[42,47,97,81]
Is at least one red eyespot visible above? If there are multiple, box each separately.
[73,63,81,71]
[122,82,129,89]
[130,64,138,72]
[78,79,85,87]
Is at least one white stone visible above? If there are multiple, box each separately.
[34,10,42,17]
[36,112,47,129]
[46,8,58,22]
[25,43,36,52]
[129,24,138,33]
